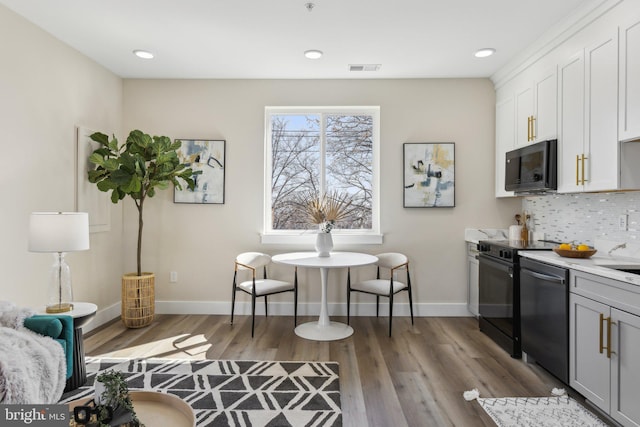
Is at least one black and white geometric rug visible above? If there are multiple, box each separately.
[60,357,342,427]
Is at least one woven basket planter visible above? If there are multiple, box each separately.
[121,272,155,328]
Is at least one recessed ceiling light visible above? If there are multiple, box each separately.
[304,50,323,60]
[133,49,154,59]
[474,48,496,58]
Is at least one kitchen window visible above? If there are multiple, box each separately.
[262,106,381,244]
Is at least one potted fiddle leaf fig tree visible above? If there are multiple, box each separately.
[88,130,199,328]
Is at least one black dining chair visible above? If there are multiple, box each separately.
[230,252,298,337]
[347,252,414,337]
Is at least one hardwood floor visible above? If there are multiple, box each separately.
[83,314,589,426]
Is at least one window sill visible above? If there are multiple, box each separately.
[260,232,383,245]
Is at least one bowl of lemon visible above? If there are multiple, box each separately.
[553,243,597,259]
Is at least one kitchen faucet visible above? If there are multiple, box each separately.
[608,242,627,256]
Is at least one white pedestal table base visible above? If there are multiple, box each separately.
[295,321,354,341]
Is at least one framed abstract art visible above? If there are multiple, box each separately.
[403,142,455,208]
[174,139,226,204]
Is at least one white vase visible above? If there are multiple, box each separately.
[315,232,333,257]
[94,380,107,404]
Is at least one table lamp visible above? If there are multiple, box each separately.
[28,212,90,313]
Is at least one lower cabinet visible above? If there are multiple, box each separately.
[570,273,640,427]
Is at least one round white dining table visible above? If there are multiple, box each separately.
[272,251,378,341]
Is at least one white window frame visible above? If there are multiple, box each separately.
[261,106,382,245]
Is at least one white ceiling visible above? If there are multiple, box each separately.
[0,0,591,79]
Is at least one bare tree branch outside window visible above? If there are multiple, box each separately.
[270,113,373,231]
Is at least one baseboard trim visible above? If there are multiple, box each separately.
[155,301,472,318]
[89,301,473,330]
[84,302,120,334]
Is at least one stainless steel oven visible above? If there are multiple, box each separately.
[478,240,555,358]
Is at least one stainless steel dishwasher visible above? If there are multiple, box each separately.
[520,257,570,384]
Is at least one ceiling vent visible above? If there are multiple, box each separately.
[349,64,381,72]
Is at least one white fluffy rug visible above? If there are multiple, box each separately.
[464,388,607,427]
[0,302,66,404]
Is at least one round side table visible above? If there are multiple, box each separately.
[40,302,97,392]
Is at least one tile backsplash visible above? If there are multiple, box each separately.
[523,192,640,245]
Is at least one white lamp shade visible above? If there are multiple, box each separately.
[29,212,90,252]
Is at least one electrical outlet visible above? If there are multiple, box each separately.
[170,271,178,283]
[619,214,628,231]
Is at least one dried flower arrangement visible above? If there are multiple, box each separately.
[297,190,353,233]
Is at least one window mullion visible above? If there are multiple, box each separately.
[319,113,327,194]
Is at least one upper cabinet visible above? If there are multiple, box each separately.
[495,67,557,197]
[514,67,558,147]
[495,96,516,197]
[558,31,619,193]
[619,12,640,141]
[584,32,619,191]
[493,0,640,197]
[557,51,585,193]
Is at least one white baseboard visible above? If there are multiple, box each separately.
[89,300,473,330]
[83,301,120,333]
[155,300,472,318]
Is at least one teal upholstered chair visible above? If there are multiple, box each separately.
[23,315,73,378]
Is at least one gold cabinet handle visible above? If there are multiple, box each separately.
[576,155,580,186]
[531,116,536,141]
[599,314,615,359]
[581,154,588,184]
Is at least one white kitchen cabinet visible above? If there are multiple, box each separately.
[514,67,557,147]
[570,270,640,427]
[619,12,640,142]
[494,0,640,194]
[495,96,515,197]
[557,30,619,193]
[558,51,585,193]
[467,242,479,317]
[515,85,533,146]
[585,31,619,191]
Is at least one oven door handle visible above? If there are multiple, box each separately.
[521,267,565,284]
[479,254,513,276]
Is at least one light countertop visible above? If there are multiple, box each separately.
[464,228,508,244]
[520,250,640,287]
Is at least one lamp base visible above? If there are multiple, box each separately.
[46,303,74,313]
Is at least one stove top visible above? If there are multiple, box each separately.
[478,240,556,262]
[480,240,558,250]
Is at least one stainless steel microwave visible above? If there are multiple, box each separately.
[505,139,557,193]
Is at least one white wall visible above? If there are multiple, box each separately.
[123,78,521,316]
[0,5,124,318]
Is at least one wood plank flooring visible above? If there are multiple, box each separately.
[83,315,602,427]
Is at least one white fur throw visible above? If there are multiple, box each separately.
[0,326,66,403]
[0,301,35,329]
